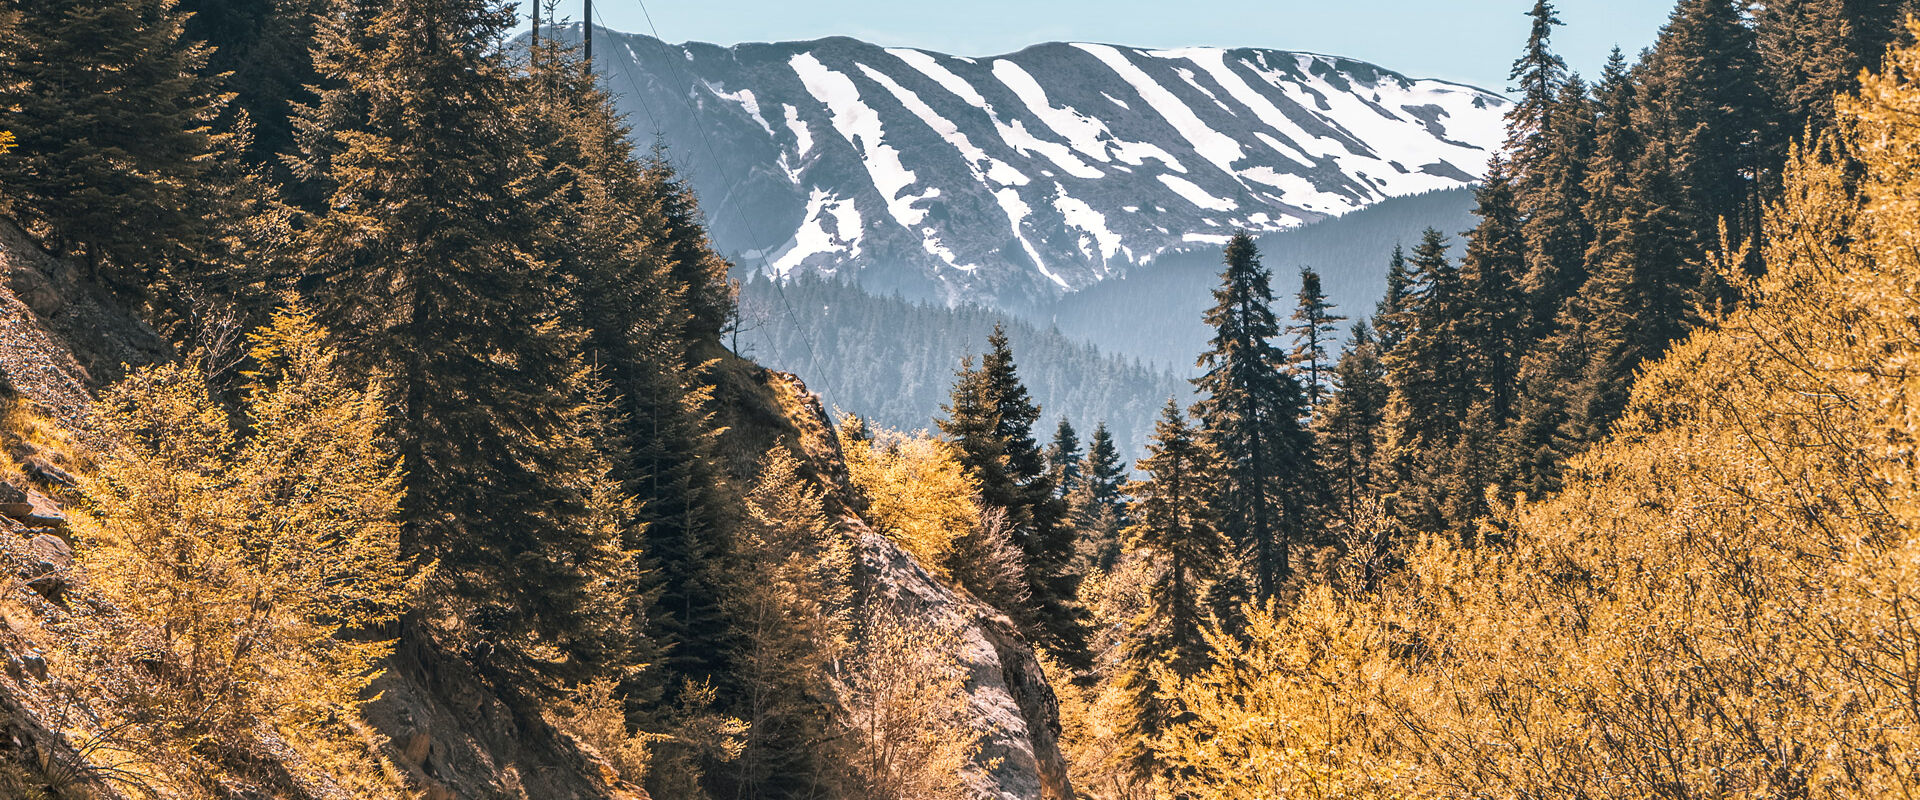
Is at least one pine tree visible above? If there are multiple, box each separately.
[1374,244,1414,355]
[1315,322,1388,538]
[1759,0,1861,131]
[1506,0,1569,166]
[180,0,324,184]
[1641,0,1783,268]
[1843,0,1920,70]
[1501,49,1637,499]
[1459,162,1529,423]
[1519,75,1598,329]
[643,145,737,343]
[1071,421,1130,574]
[1192,233,1322,599]
[1286,266,1346,412]
[939,326,1085,662]
[1114,400,1226,783]
[520,40,732,687]
[294,0,633,678]
[1047,417,1084,499]
[0,0,238,305]
[1380,228,1471,535]
[1505,0,1566,149]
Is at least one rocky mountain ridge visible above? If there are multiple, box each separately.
[556,24,1509,311]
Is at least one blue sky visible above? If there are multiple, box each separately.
[528,1,1677,92]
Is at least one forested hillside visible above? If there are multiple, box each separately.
[6,0,1920,799]
[0,2,1063,798]
[1047,186,1477,371]
[738,274,1185,456]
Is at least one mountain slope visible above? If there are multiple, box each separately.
[736,274,1185,458]
[1047,186,1479,371]
[557,24,1507,311]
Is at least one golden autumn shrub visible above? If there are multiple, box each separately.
[1161,23,1920,799]
[838,418,981,574]
[837,603,978,800]
[549,676,657,784]
[71,308,423,794]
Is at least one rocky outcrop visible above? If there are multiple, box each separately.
[852,526,1072,800]
[360,630,646,800]
[712,354,1074,800]
[0,221,167,397]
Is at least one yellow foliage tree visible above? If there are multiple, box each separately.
[838,417,980,575]
[725,445,854,790]
[837,603,978,800]
[75,307,423,792]
[1159,21,1920,799]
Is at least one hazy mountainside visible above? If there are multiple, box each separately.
[552,23,1507,312]
[1046,186,1477,371]
[737,274,1184,457]
[734,189,1473,461]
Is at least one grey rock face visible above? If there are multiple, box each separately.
[852,526,1072,800]
[552,25,1507,312]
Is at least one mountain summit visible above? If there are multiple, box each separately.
[560,25,1507,310]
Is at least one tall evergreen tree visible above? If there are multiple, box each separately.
[1506,0,1569,166]
[642,145,737,343]
[1047,417,1084,499]
[940,326,1085,662]
[294,0,630,678]
[1380,229,1473,536]
[0,0,238,307]
[1641,0,1783,269]
[1315,321,1389,537]
[180,0,324,185]
[1286,266,1346,412]
[1503,48,1640,499]
[1374,244,1414,355]
[1192,233,1322,599]
[1519,74,1599,329]
[1115,400,1225,783]
[1081,422,1127,513]
[1410,165,1532,534]
[516,38,731,693]
[1070,421,1129,573]
[1759,0,1861,131]
[1843,0,1920,68]
[1456,162,1531,429]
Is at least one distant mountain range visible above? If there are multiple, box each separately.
[551,24,1508,313]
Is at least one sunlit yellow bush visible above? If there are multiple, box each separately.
[73,307,423,795]
[838,418,981,576]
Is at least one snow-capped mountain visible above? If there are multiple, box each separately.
[560,25,1508,310]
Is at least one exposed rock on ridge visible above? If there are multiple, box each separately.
[553,25,1507,311]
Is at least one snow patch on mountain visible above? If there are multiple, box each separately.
[563,25,1511,310]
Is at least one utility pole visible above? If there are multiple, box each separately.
[531,0,540,49]
[583,0,593,66]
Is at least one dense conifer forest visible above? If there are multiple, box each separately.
[737,274,1185,457]
[4,0,1920,798]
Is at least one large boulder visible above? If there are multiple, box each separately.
[19,534,70,604]
[0,481,26,518]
